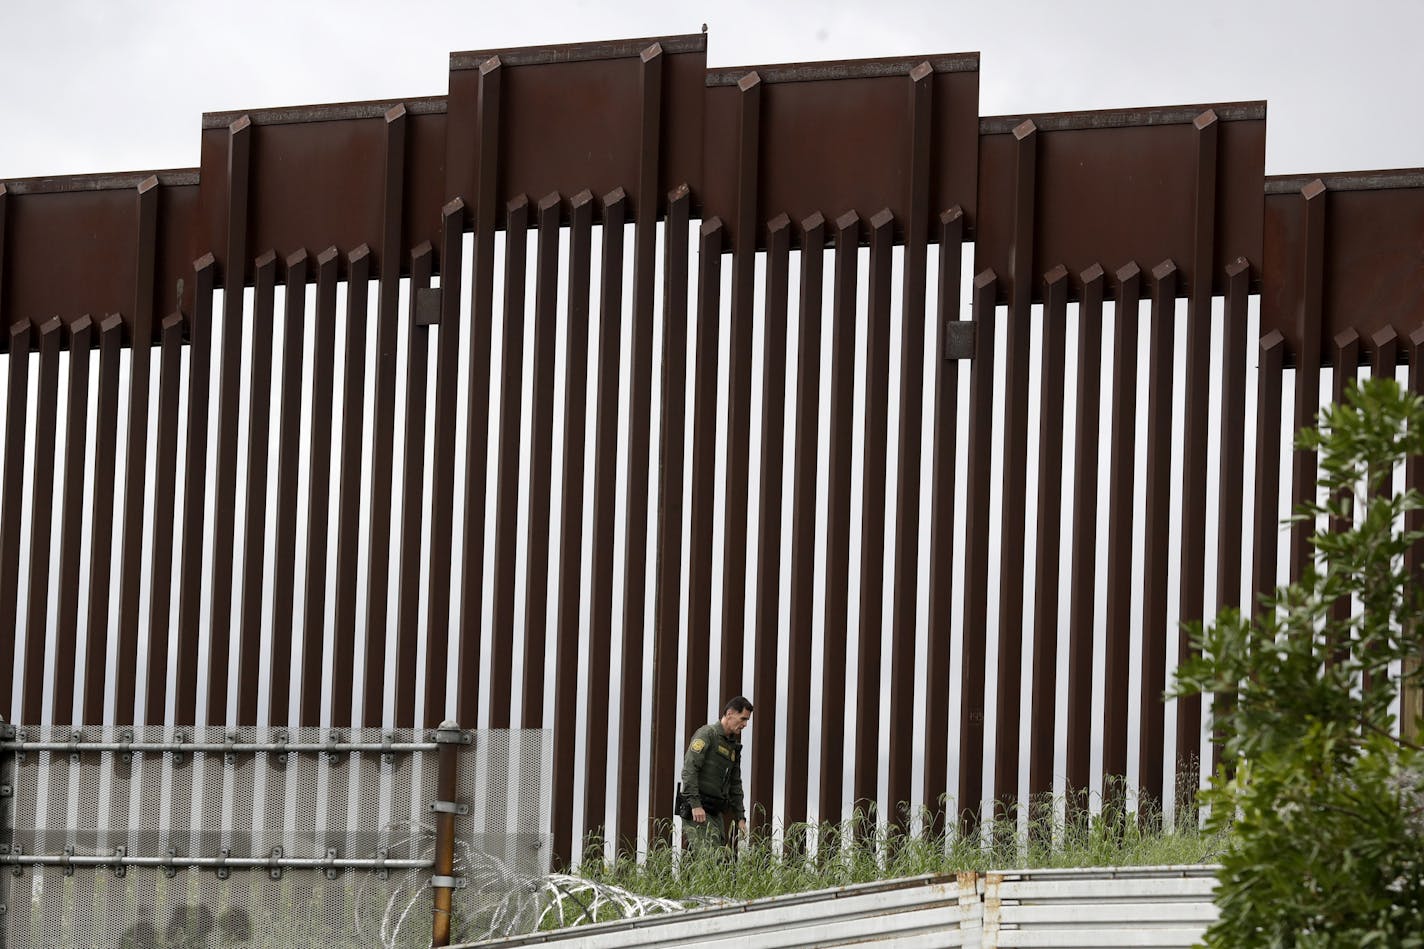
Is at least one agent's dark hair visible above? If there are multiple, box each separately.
[724,696,753,714]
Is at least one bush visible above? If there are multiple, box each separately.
[1173,377,1424,947]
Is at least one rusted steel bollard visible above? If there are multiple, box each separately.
[431,720,468,947]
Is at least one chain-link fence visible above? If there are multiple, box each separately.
[0,722,551,948]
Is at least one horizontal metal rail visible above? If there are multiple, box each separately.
[0,738,441,754]
[0,852,433,871]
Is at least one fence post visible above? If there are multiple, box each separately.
[0,713,11,947]
[432,720,466,947]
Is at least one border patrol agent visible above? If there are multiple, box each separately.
[680,696,753,850]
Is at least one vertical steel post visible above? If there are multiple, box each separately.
[1028,266,1069,801]
[719,71,761,703]
[431,720,465,948]
[617,39,665,853]
[115,175,159,728]
[959,268,999,831]
[268,250,309,728]
[1290,180,1328,581]
[921,208,964,837]
[782,213,826,835]
[887,60,934,831]
[83,314,124,724]
[394,244,434,730]
[647,186,692,849]
[51,315,95,727]
[1066,265,1107,812]
[993,120,1037,814]
[21,317,63,725]
[0,321,31,720]
[583,189,627,844]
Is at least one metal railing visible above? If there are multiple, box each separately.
[0,719,552,947]
[457,867,1221,949]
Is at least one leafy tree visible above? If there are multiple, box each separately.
[1173,376,1424,947]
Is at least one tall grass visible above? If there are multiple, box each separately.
[577,791,1229,906]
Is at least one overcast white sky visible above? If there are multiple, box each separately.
[2,0,1423,181]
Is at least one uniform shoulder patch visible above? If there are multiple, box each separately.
[690,738,706,752]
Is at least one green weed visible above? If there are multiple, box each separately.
[574,790,1228,908]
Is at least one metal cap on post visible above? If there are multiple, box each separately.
[431,719,465,947]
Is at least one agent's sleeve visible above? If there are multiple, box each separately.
[730,749,745,820]
[680,730,708,809]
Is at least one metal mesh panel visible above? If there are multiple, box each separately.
[1,726,553,948]
[444,729,552,944]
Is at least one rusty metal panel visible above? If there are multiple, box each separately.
[447,35,706,226]
[976,103,1265,300]
[197,100,444,282]
[0,172,198,341]
[701,54,980,250]
[1263,170,1424,357]
[5,187,130,329]
[1263,173,1424,589]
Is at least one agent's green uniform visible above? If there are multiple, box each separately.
[680,721,745,849]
